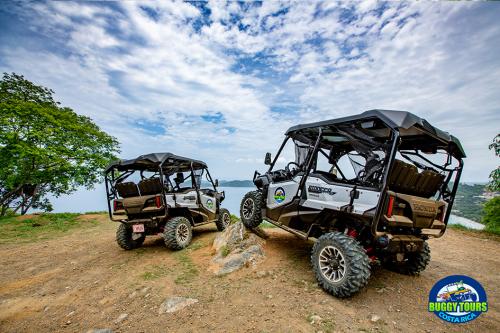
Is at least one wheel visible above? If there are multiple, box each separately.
[116,223,145,250]
[163,216,193,250]
[385,241,431,275]
[216,208,231,231]
[311,232,371,298]
[240,191,263,228]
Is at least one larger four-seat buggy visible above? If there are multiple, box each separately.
[240,110,465,297]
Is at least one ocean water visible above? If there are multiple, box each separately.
[219,187,255,216]
[44,185,255,216]
[45,185,484,230]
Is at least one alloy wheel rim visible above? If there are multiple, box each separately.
[319,245,346,283]
[176,223,189,244]
[242,198,254,219]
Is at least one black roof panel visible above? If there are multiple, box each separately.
[286,109,465,158]
[106,152,207,172]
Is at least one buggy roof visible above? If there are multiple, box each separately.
[106,153,207,173]
[286,109,466,159]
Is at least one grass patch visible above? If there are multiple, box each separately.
[173,250,199,284]
[485,224,500,236]
[220,245,230,257]
[261,221,277,228]
[188,240,205,251]
[84,211,107,215]
[448,224,500,241]
[0,213,98,243]
[141,265,171,280]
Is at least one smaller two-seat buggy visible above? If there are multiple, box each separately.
[105,153,230,250]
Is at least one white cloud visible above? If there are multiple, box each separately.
[0,0,498,186]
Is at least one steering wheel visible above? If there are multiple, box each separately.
[285,162,301,174]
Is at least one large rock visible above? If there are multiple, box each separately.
[158,297,198,314]
[210,221,265,275]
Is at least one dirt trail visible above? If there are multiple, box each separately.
[0,215,499,333]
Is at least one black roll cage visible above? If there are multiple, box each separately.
[105,161,219,221]
[264,125,464,237]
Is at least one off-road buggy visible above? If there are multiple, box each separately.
[240,110,465,297]
[105,153,231,250]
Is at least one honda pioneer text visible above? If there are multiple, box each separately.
[240,110,465,297]
[105,153,231,250]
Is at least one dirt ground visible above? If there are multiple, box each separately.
[0,214,499,333]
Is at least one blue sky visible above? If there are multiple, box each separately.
[1,0,499,188]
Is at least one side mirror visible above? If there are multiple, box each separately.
[264,152,272,165]
[214,179,219,187]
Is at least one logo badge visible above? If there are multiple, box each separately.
[274,187,285,203]
[428,275,488,324]
[206,199,214,209]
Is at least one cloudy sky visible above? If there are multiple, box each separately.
[1,1,499,194]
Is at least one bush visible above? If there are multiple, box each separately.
[483,197,500,235]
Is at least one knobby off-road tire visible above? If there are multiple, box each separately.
[163,216,193,250]
[240,191,263,228]
[311,232,371,298]
[216,208,231,231]
[387,241,431,275]
[116,223,145,250]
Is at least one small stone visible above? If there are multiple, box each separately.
[256,270,268,278]
[158,297,198,314]
[114,313,128,324]
[43,306,50,312]
[309,315,322,324]
[86,329,113,333]
[128,291,137,298]
[66,311,75,317]
[65,321,71,325]
[370,314,381,323]
[267,295,273,299]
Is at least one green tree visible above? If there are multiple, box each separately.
[0,73,120,216]
[487,133,499,192]
[483,197,500,235]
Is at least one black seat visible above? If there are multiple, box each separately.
[310,171,338,184]
[116,182,139,198]
[138,178,163,195]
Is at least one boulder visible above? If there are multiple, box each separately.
[210,221,265,275]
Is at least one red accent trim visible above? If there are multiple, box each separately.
[347,228,358,239]
[155,196,161,208]
[113,200,117,211]
[387,196,395,217]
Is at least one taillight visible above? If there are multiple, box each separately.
[386,196,395,218]
[113,200,123,211]
[155,196,162,208]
